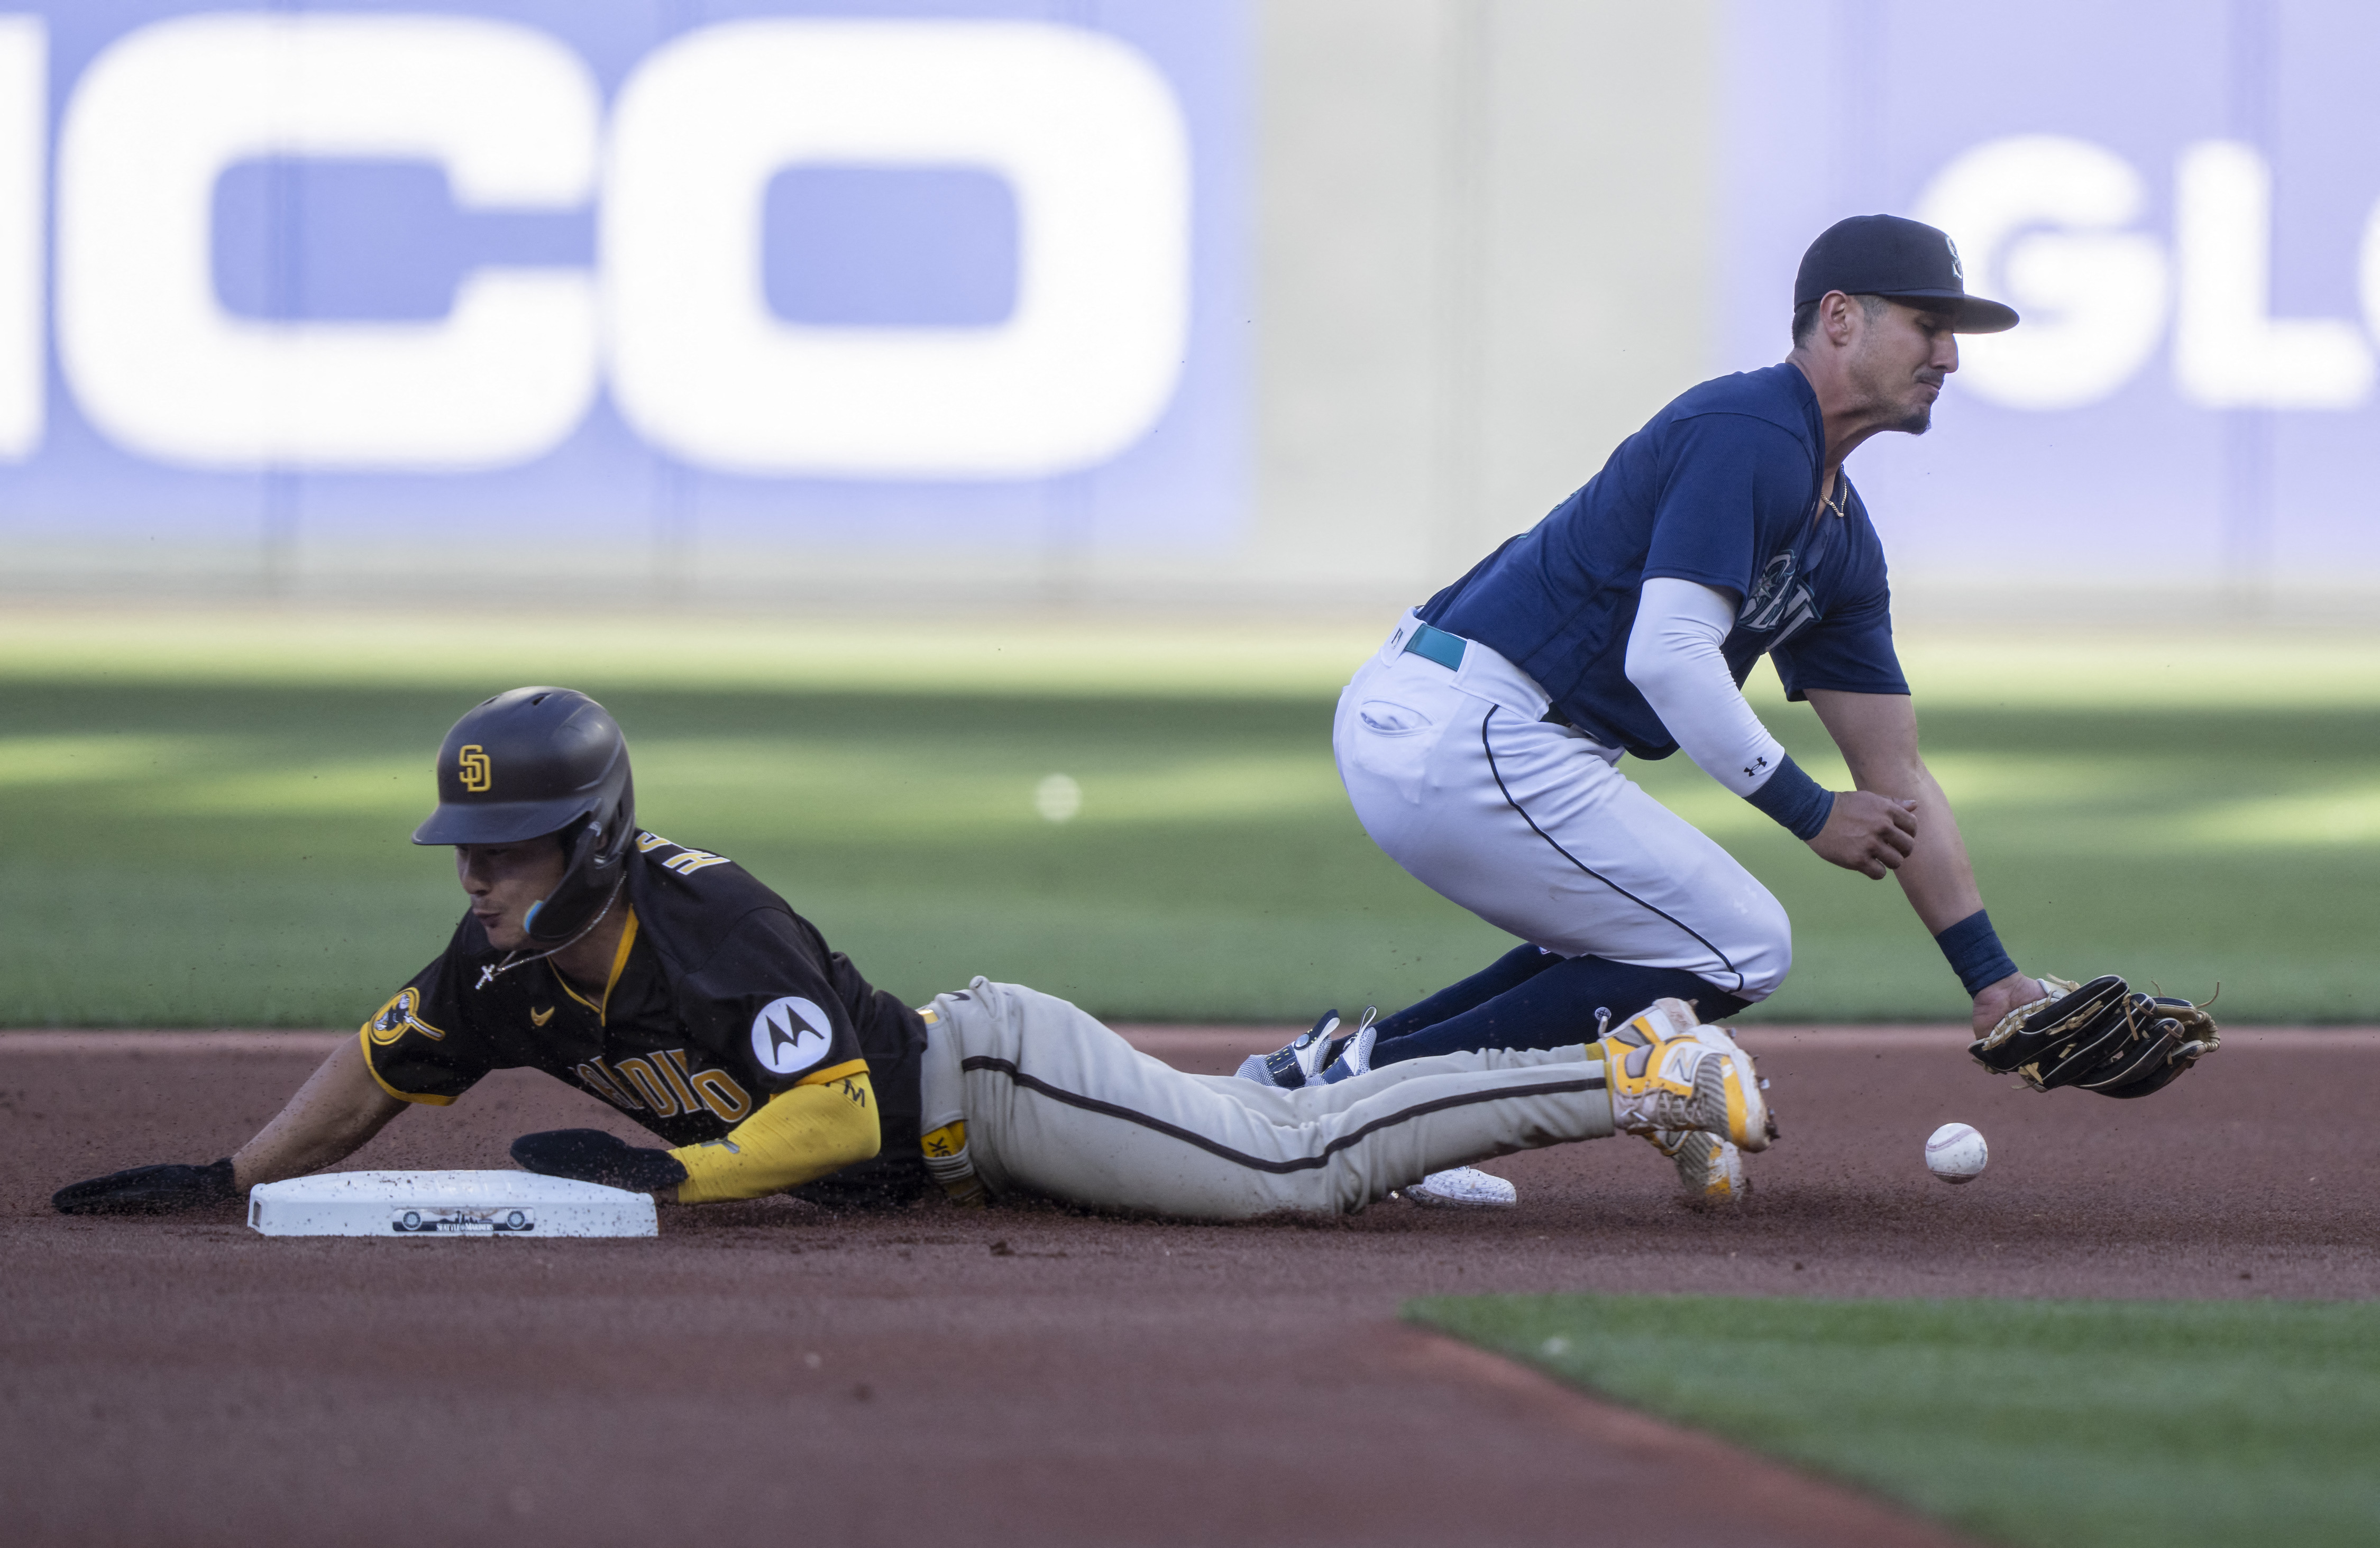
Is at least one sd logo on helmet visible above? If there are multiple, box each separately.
[414,687,636,955]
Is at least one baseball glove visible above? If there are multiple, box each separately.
[511,1129,688,1193]
[1969,974,2219,1098]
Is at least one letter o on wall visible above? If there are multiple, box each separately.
[602,20,1192,479]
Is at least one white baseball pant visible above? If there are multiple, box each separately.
[1334,612,1792,1003]
[917,979,1614,1220]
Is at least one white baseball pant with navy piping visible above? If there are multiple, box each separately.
[918,979,1613,1220]
[1334,611,1792,1004]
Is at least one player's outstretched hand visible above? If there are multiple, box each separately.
[1807,791,1917,878]
[511,1129,689,1195]
[52,1158,238,1215]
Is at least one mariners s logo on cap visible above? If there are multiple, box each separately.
[749,996,832,1075]
[1792,213,2016,332]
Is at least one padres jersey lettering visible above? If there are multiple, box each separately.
[358,833,928,1172]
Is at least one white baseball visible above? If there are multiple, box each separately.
[1924,1122,1988,1184]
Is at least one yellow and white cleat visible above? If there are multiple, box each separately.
[1597,999,1772,1153]
[1645,1128,1749,1205]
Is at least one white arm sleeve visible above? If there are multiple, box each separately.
[1623,576,1791,798]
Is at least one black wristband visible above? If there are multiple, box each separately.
[1743,755,1835,841]
[1935,908,2020,997]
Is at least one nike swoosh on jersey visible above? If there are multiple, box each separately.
[530,1005,555,1027]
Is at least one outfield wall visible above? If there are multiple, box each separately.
[3,1,2376,619]
[0,0,1720,612]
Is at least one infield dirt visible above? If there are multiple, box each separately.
[6,1026,2375,1547]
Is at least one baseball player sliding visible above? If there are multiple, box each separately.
[52,688,1773,1222]
[1243,214,2216,1206]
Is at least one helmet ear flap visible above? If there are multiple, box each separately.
[523,773,636,947]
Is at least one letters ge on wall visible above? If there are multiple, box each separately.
[0,10,1205,483]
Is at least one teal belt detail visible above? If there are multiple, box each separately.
[1402,621,1467,671]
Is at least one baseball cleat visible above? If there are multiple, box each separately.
[1645,1128,1749,1204]
[1236,1010,1343,1088]
[1313,1010,1379,1085]
[1402,1166,1518,1208]
[1235,1007,1376,1089]
[1598,999,1771,1152]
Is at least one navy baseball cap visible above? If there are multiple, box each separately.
[1795,214,2019,334]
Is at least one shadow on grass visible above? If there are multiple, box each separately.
[2,682,2370,1024]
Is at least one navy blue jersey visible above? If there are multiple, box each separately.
[1420,363,1909,760]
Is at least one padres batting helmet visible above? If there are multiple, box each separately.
[414,687,636,947]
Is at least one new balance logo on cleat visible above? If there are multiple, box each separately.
[1599,999,1772,1151]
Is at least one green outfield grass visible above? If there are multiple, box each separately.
[1408,1293,2380,1548]
[0,610,2373,1025]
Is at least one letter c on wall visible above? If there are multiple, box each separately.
[56,13,601,469]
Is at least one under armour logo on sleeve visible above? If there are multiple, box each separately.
[1743,754,1770,778]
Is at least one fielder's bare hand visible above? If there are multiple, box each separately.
[1808,791,1917,878]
